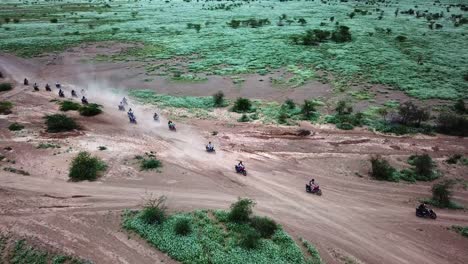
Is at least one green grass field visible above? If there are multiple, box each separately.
[0,0,466,100]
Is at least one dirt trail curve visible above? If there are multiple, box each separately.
[1,54,468,264]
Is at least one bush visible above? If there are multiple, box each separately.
[228,198,255,223]
[283,99,295,110]
[453,99,466,114]
[451,226,468,238]
[238,114,250,122]
[250,216,277,238]
[174,218,192,236]
[409,154,435,178]
[0,83,13,92]
[331,25,352,42]
[232,97,252,113]
[398,101,430,126]
[446,154,463,164]
[79,103,102,116]
[0,101,13,114]
[239,228,261,250]
[370,156,397,181]
[212,91,225,107]
[140,158,162,171]
[140,196,167,225]
[44,114,78,133]
[60,100,81,111]
[50,18,58,23]
[431,180,455,208]
[301,100,317,119]
[69,151,107,181]
[8,122,24,131]
[436,111,468,136]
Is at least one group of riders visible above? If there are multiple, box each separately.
[26,78,89,105]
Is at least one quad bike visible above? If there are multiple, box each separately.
[58,90,65,98]
[56,83,61,89]
[235,165,247,176]
[416,207,437,219]
[81,97,89,105]
[206,146,215,153]
[306,184,322,196]
[118,104,125,111]
[33,84,39,91]
[45,84,51,91]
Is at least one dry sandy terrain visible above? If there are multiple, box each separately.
[1,51,467,264]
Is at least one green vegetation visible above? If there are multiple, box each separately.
[0,101,13,114]
[212,90,225,107]
[3,167,30,176]
[0,82,13,92]
[69,151,107,181]
[451,226,468,238]
[44,114,78,133]
[140,196,167,225]
[123,197,321,264]
[326,100,364,130]
[424,180,463,209]
[140,158,162,171]
[446,154,468,165]
[59,100,81,111]
[130,90,216,109]
[79,103,103,116]
[300,238,323,264]
[8,122,24,131]
[0,235,91,264]
[37,143,61,149]
[232,98,254,113]
[370,154,439,183]
[1,0,465,100]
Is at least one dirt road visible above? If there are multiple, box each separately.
[1,53,467,264]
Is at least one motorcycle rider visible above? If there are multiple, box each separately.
[55,81,61,88]
[153,112,159,121]
[237,161,245,170]
[58,89,64,97]
[45,83,51,91]
[71,89,77,97]
[168,120,175,129]
[206,141,214,151]
[118,101,125,111]
[33,83,39,91]
[122,97,128,105]
[81,96,88,104]
[24,78,29,85]
[309,179,318,190]
[418,203,428,214]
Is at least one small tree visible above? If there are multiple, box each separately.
[431,180,454,207]
[370,156,397,181]
[283,98,295,110]
[298,18,307,26]
[50,18,58,23]
[232,97,252,113]
[140,195,167,225]
[411,154,434,177]
[398,101,430,126]
[331,26,352,43]
[301,100,317,118]
[213,91,225,107]
[454,99,466,114]
[335,100,352,115]
[436,111,468,137]
[69,152,107,181]
[228,198,255,223]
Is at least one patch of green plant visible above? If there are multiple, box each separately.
[59,100,81,111]
[451,226,468,238]
[349,90,374,100]
[44,114,78,133]
[123,197,317,264]
[370,156,399,182]
[174,218,192,236]
[406,154,439,181]
[423,180,464,209]
[37,143,60,149]
[238,114,250,122]
[3,167,30,176]
[8,122,24,131]
[0,82,13,92]
[140,196,167,225]
[79,103,103,116]
[130,90,215,109]
[300,238,323,264]
[140,158,162,171]
[0,101,13,114]
[172,74,207,82]
[69,151,107,181]
[232,97,254,113]
[212,91,226,107]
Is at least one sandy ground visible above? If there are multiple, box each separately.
[1,52,468,264]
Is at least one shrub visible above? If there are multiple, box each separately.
[331,25,352,42]
[69,151,107,181]
[8,123,24,131]
[436,111,468,136]
[283,99,295,110]
[430,180,455,208]
[232,97,252,113]
[0,83,13,92]
[398,101,430,126]
[409,154,435,178]
[79,103,102,116]
[250,216,277,238]
[44,114,78,133]
[239,228,261,250]
[451,226,468,238]
[370,156,397,181]
[396,35,407,42]
[335,100,352,115]
[0,101,13,114]
[446,154,463,164]
[50,18,58,23]
[140,158,162,171]
[174,218,192,236]
[60,100,81,111]
[237,114,250,122]
[277,110,289,124]
[228,198,255,223]
[454,99,466,114]
[213,90,225,107]
[301,100,317,119]
[140,195,167,225]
